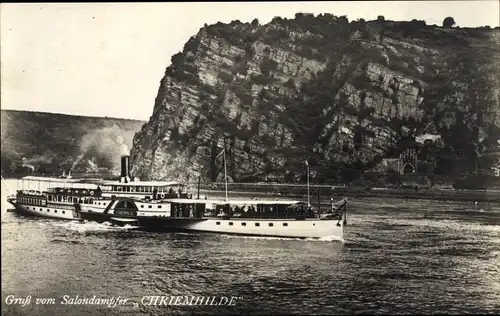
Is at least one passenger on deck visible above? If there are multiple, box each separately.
[248,205,256,214]
[307,206,314,217]
[153,188,158,200]
[96,186,102,196]
[168,188,174,194]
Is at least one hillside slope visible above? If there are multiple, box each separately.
[1,109,145,176]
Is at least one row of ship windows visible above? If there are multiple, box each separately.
[26,206,66,214]
[216,222,289,227]
[19,198,44,205]
[93,202,161,209]
[108,186,174,193]
[48,195,93,204]
[141,205,161,208]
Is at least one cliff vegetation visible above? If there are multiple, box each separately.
[128,14,500,186]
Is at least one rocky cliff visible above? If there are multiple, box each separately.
[130,14,500,183]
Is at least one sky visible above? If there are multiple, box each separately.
[1,1,499,121]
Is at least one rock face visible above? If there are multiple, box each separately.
[130,14,500,183]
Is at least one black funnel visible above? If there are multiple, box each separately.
[121,155,130,181]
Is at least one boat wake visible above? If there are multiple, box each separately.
[314,235,344,243]
[51,220,137,233]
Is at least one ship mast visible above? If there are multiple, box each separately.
[305,159,310,206]
[217,148,229,202]
[224,149,228,202]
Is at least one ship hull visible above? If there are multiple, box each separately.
[78,211,191,229]
[167,218,344,240]
[7,201,81,221]
[78,212,343,239]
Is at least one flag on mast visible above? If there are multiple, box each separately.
[304,159,309,166]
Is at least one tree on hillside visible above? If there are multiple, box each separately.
[442,17,456,28]
[377,15,386,42]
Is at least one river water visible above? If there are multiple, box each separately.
[1,179,499,315]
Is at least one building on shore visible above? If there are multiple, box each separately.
[376,158,404,174]
[415,133,442,146]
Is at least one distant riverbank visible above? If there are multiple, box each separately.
[192,184,500,203]
[330,187,500,203]
[3,177,500,204]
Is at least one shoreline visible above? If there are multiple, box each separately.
[3,177,500,203]
[196,187,500,203]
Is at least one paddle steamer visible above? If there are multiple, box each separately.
[6,187,102,220]
[6,155,187,220]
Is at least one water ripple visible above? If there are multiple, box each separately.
[2,181,500,315]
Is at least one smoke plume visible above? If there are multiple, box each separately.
[71,153,85,171]
[70,124,135,173]
[86,158,98,172]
